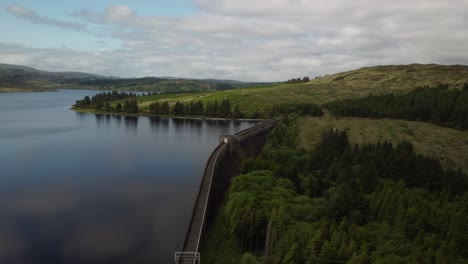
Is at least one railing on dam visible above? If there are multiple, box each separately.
[175,118,282,264]
[234,117,282,139]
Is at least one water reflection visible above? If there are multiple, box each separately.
[124,116,138,133]
[0,90,258,264]
[0,182,195,264]
[95,113,104,127]
[114,115,122,127]
[75,112,88,121]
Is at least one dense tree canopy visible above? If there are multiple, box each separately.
[74,91,139,113]
[149,99,239,118]
[269,103,323,117]
[325,84,468,129]
[210,116,468,264]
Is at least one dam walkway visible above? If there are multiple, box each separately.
[175,118,281,264]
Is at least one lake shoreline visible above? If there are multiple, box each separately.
[72,107,267,122]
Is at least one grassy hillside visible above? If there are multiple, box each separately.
[75,77,266,93]
[312,64,468,91]
[299,115,468,173]
[133,64,468,116]
[134,82,385,115]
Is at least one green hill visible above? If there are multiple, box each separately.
[300,115,468,174]
[132,64,468,116]
[0,63,110,92]
[0,63,267,93]
[312,63,468,91]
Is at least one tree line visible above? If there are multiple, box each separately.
[74,91,140,113]
[206,116,468,264]
[149,99,243,118]
[287,76,310,84]
[269,103,323,117]
[325,84,468,129]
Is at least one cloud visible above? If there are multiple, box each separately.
[72,5,135,24]
[5,4,86,31]
[3,1,468,81]
[104,5,135,23]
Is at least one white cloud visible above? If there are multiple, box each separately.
[5,4,86,31]
[3,1,468,81]
[104,5,135,23]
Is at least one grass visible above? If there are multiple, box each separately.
[133,82,398,116]
[134,64,468,116]
[312,64,468,91]
[299,114,468,173]
[61,64,465,117]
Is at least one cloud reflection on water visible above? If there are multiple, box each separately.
[0,181,196,264]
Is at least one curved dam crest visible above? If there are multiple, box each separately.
[176,118,281,263]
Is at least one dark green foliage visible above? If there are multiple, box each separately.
[232,104,243,118]
[115,103,122,112]
[74,91,137,113]
[219,98,232,117]
[215,82,235,91]
[149,99,238,118]
[325,84,468,129]
[287,76,310,84]
[122,98,138,113]
[269,103,323,117]
[215,117,468,263]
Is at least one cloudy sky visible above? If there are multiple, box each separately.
[1,0,467,81]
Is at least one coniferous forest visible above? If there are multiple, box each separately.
[74,91,141,113]
[74,92,325,119]
[148,99,241,118]
[204,116,468,264]
[325,84,468,129]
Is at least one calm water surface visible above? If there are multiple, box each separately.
[0,90,256,264]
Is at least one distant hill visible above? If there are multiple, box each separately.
[0,63,110,92]
[0,63,265,93]
[310,64,468,92]
[74,77,266,93]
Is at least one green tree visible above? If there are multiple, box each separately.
[232,104,242,118]
[241,253,259,264]
[115,103,122,112]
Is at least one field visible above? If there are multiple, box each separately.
[134,82,404,115]
[299,115,468,173]
[133,64,468,116]
[312,64,468,91]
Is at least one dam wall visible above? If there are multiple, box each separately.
[176,118,281,263]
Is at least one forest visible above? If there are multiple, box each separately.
[148,101,324,118]
[269,103,323,117]
[74,91,141,113]
[148,99,241,118]
[204,116,468,264]
[74,91,324,119]
[325,84,468,129]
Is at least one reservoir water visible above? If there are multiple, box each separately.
[0,90,257,264]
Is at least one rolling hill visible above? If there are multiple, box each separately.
[312,63,468,91]
[0,63,110,92]
[0,63,267,93]
[132,64,468,115]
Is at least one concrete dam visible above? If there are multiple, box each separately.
[175,118,281,264]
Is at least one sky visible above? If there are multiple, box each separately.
[1,0,467,81]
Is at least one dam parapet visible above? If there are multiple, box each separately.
[175,118,281,264]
